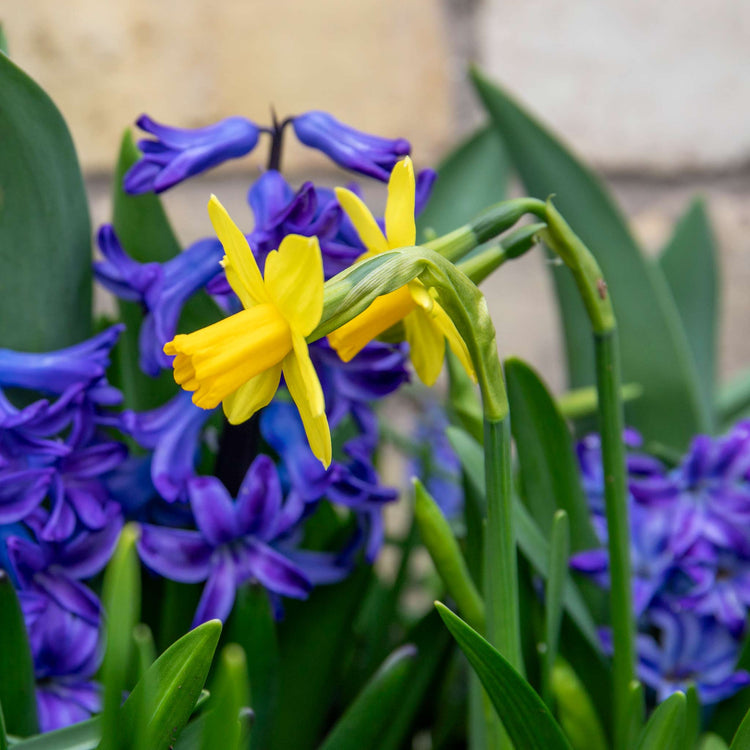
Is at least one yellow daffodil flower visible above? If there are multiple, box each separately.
[328,157,476,386]
[164,195,331,467]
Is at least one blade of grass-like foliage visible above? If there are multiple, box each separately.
[319,645,416,750]
[685,684,701,750]
[625,680,645,749]
[0,571,38,735]
[200,644,249,750]
[658,198,718,428]
[226,586,277,750]
[0,52,91,350]
[635,692,686,750]
[8,718,100,749]
[446,426,600,654]
[99,525,141,750]
[116,619,222,750]
[110,131,222,411]
[447,349,483,443]
[417,125,509,241]
[505,358,598,551]
[132,624,156,682]
[436,603,572,750]
[542,511,569,707]
[471,67,709,450]
[551,658,608,750]
[730,703,750,749]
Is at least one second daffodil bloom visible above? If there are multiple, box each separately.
[328,157,476,387]
[163,196,331,467]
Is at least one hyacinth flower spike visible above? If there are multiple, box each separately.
[327,157,475,387]
[164,196,331,467]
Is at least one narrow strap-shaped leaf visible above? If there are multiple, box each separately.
[658,198,718,428]
[116,619,222,750]
[99,525,141,750]
[200,644,250,750]
[551,658,608,750]
[446,426,601,653]
[625,680,645,749]
[505,358,598,550]
[0,700,8,750]
[730,702,750,749]
[0,52,91,350]
[635,692,687,750]
[436,603,572,750]
[132,624,156,682]
[319,645,416,750]
[447,349,484,443]
[0,571,38,735]
[704,734,731,750]
[685,684,701,750]
[9,718,100,749]
[471,67,709,450]
[417,125,509,242]
[542,511,569,706]
[226,586,277,750]
[414,478,485,630]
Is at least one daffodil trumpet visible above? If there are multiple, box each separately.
[164,195,331,467]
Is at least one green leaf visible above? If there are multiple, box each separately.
[471,67,709,450]
[542,511,569,706]
[446,426,601,654]
[225,586,277,750]
[447,349,483,443]
[505,358,598,551]
[703,734,731,750]
[0,52,91,350]
[0,24,8,56]
[110,130,222,411]
[117,619,222,750]
[658,197,718,427]
[99,525,141,750]
[0,700,8,750]
[9,718,100,749]
[717,368,750,427]
[550,658,608,750]
[635,692,687,750]
[730,702,750,749]
[625,680,645,749]
[685,684,701,750]
[417,125,509,241]
[0,571,38,735]
[319,645,416,750]
[436,603,572,749]
[201,644,250,750]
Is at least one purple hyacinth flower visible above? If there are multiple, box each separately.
[0,325,123,396]
[292,111,410,181]
[138,455,327,625]
[124,114,260,194]
[627,607,750,704]
[121,391,216,502]
[37,679,101,733]
[95,226,224,376]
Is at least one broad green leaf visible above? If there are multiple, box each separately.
[471,67,709,450]
[9,718,99,749]
[446,426,601,654]
[200,644,249,750]
[99,525,141,750]
[658,198,718,427]
[551,658,608,750]
[0,571,38,735]
[110,131,222,411]
[635,692,687,750]
[0,52,91,350]
[225,586,277,750]
[542,511,569,706]
[505,357,598,551]
[117,619,222,750]
[730,702,750,749]
[436,603,572,750]
[319,646,416,750]
[270,567,372,750]
[703,734,731,750]
[417,125,509,241]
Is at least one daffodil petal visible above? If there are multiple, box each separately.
[431,302,477,382]
[222,363,282,424]
[264,234,324,337]
[385,156,416,249]
[328,285,416,362]
[404,307,445,387]
[335,187,389,255]
[283,333,331,467]
[207,195,269,308]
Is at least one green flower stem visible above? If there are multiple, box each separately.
[424,198,547,262]
[542,201,635,750]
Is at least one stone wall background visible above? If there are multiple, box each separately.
[4,1,749,391]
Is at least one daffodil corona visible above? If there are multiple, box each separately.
[328,157,475,386]
[164,195,331,467]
